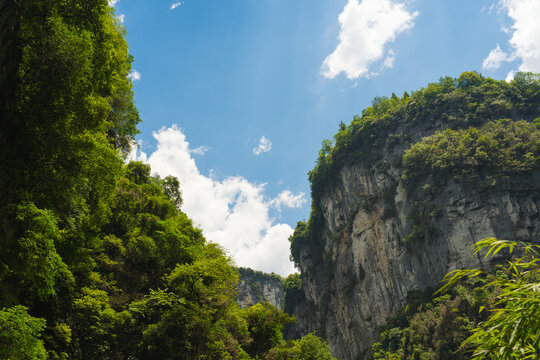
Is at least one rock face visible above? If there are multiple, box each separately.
[236,268,284,310]
[292,127,540,359]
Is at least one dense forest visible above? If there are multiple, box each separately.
[0,1,335,359]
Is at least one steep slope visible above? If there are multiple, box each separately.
[289,72,540,360]
[237,267,284,309]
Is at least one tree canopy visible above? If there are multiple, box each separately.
[0,2,335,359]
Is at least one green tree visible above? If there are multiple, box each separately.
[162,175,183,208]
[1,202,74,304]
[440,238,540,359]
[244,302,295,358]
[266,333,336,360]
[126,161,151,185]
[0,306,47,360]
[71,287,131,359]
[457,71,483,89]
[132,244,250,360]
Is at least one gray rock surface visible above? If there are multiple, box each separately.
[236,268,284,310]
[292,150,540,360]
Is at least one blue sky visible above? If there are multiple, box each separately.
[114,0,540,276]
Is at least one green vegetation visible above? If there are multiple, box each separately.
[439,238,540,359]
[265,333,336,360]
[0,1,334,358]
[371,238,540,359]
[0,306,48,360]
[283,273,303,315]
[370,277,496,360]
[403,119,540,189]
[245,302,295,358]
[239,267,284,286]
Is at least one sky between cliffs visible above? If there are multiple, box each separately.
[118,0,540,276]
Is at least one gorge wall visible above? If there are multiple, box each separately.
[295,160,540,360]
[288,73,540,360]
[236,267,284,310]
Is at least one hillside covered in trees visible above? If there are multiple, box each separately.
[0,1,335,359]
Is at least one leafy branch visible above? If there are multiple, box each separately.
[439,237,540,359]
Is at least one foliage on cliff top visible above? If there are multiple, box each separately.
[238,267,284,284]
[402,119,540,187]
[237,268,284,309]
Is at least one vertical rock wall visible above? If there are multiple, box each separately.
[292,128,540,359]
[236,268,284,310]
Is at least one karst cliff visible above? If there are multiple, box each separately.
[236,267,284,309]
[287,72,540,359]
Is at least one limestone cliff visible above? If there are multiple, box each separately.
[289,73,540,360]
[236,267,284,309]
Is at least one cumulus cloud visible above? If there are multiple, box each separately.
[382,49,396,69]
[483,0,540,73]
[189,145,209,155]
[108,0,119,7]
[505,69,516,82]
[170,2,183,10]
[253,136,272,155]
[270,190,306,210]
[321,0,418,79]
[128,69,141,81]
[131,126,301,276]
[483,44,513,71]
[117,14,125,23]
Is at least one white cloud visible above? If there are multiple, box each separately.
[171,2,183,10]
[117,14,125,23]
[253,136,272,155]
[505,69,516,82]
[382,49,396,69]
[189,145,209,155]
[482,44,512,71]
[235,224,296,276]
[321,0,418,79]
[484,0,540,73]
[132,126,301,276]
[128,69,141,81]
[270,190,306,210]
[108,0,119,7]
